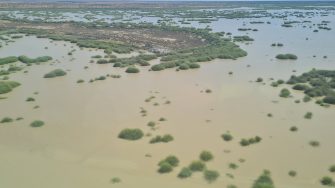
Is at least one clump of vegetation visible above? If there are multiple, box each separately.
[18,55,52,64]
[285,70,335,105]
[200,151,214,162]
[309,140,320,147]
[30,120,45,127]
[158,155,179,173]
[178,167,193,179]
[0,56,18,65]
[276,54,298,60]
[279,88,291,98]
[256,77,263,82]
[203,170,220,183]
[320,176,334,186]
[149,134,174,144]
[26,97,35,102]
[290,126,298,132]
[0,81,21,94]
[240,136,262,146]
[44,69,67,78]
[125,66,140,73]
[288,170,297,177]
[1,117,13,123]
[221,132,233,141]
[189,160,206,172]
[329,165,335,173]
[304,112,313,119]
[158,162,173,173]
[147,121,156,127]
[110,177,121,184]
[252,170,275,188]
[118,128,144,140]
[229,163,238,169]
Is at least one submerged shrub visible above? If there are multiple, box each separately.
[30,120,45,127]
[329,165,335,173]
[288,170,297,177]
[158,162,173,173]
[189,161,206,172]
[252,170,275,188]
[125,67,140,73]
[200,151,214,162]
[0,81,21,94]
[323,96,335,104]
[118,128,143,140]
[44,69,67,78]
[320,176,333,186]
[276,54,298,60]
[304,112,313,119]
[26,97,35,102]
[280,88,291,98]
[203,170,220,183]
[221,132,233,141]
[178,167,192,179]
[159,155,179,167]
[1,117,13,123]
[18,55,52,64]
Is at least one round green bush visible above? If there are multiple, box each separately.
[179,63,190,70]
[118,128,143,140]
[44,69,67,78]
[189,161,206,172]
[200,151,214,162]
[178,167,192,179]
[221,133,233,141]
[320,176,333,186]
[125,67,140,73]
[329,165,335,173]
[279,88,291,98]
[159,155,179,167]
[30,120,45,127]
[323,96,335,104]
[158,162,173,173]
[292,84,309,91]
[203,170,220,183]
[151,64,165,71]
[288,170,297,177]
[189,63,200,69]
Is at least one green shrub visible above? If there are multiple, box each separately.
[18,55,52,64]
[323,96,335,104]
[118,128,143,140]
[147,121,156,127]
[200,151,214,162]
[189,161,206,172]
[320,176,333,186]
[280,88,291,98]
[1,117,13,123]
[44,69,67,78]
[149,134,174,144]
[0,81,21,94]
[292,84,309,91]
[110,177,121,184]
[276,54,298,60]
[229,163,238,169]
[125,67,140,73]
[288,170,297,177]
[203,170,220,183]
[0,56,18,65]
[189,63,200,69]
[304,112,313,119]
[256,77,263,82]
[159,155,179,167]
[329,165,335,173]
[290,126,298,132]
[97,59,109,64]
[178,167,192,179]
[252,170,275,188]
[309,140,320,147]
[221,132,233,141]
[30,120,45,127]
[77,79,84,83]
[158,162,173,173]
[26,97,35,102]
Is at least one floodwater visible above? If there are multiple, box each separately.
[1,8,335,188]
